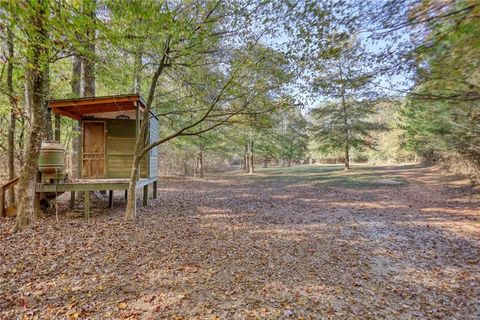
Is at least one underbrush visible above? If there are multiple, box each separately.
[438,154,480,191]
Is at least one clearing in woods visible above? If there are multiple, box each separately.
[1,164,479,318]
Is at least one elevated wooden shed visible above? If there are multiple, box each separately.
[49,94,159,180]
[38,94,160,217]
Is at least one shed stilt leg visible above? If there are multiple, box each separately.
[108,190,113,209]
[70,191,75,210]
[84,191,90,219]
[132,188,137,217]
[143,185,148,206]
[153,181,157,199]
[34,193,41,218]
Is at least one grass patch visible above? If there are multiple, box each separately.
[244,165,408,189]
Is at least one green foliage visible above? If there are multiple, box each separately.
[275,108,309,163]
[309,99,386,155]
[305,28,392,167]
[401,1,480,172]
[2,0,478,179]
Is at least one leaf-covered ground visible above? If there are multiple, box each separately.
[1,164,479,319]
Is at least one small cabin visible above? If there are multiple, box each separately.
[49,94,159,180]
[2,94,159,218]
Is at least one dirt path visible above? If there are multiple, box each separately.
[1,165,479,319]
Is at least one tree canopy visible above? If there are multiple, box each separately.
[0,0,479,230]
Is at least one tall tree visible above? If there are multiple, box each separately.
[310,34,381,169]
[70,55,82,178]
[400,1,480,183]
[13,0,51,232]
[5,26,16,205]
[309,99,385,169]
[81,0,96,98]
[277,108,308,167]
[44,63,53,140]
[133,45,143,94]
[118,1,293,219]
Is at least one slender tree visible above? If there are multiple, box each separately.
[311,34,380,169]
[81,0,96,98]
[277,108,308,167]
[13,0,50,232]
[71,55,82,178]
[6,26,16,205]
[121,1,293,219]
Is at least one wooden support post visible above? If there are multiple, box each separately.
[33,193,41,218]
[1,177,19,216]
[135,104,140,181]
[143,185,148,206]
[108,190,113,209]
[70,191,75,210]
[152,181,157,199]
[132,188,137,217]
[84,191,90,219]
[78,121,83,178]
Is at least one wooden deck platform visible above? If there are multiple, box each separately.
[36,178,157,218]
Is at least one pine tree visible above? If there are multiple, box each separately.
[310,35,385,169]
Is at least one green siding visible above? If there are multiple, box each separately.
[149,117,159,178]
[106,119,147,179]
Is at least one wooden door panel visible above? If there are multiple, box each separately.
[83,122,105,178]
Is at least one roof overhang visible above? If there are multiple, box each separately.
[49,94,146,120]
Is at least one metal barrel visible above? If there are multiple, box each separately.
[38,140,65,174]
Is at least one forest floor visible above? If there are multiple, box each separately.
[1,164,479,319]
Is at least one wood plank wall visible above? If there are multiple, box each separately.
[149,117,159,179]
[106,119,147,178]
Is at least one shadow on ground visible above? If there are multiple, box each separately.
[1,164,479,318]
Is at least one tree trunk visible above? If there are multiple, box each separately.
[247,140,254,174]
[125,85,151,220]
[194,150,204,178]
[133,46,143,94]
[125,105,149,219]
[243,144,248,171]
[183,157,189,175]
[199,151,204,178]
[6,27,16,205]
[71,55,81,178]
[44,63,53,140]
[14,3,49,232]
[344,140,350,170]
[263,157,268,168]
[125,157,140,220]
[125,37,169,220]
[342,103,350,170]
[194,155,199,178]
[81,0,96,98]
[81,58,95,97]
[18,83,29,167]
[71,55,82,95]
[339,64,350,170]
[52,58,59,142]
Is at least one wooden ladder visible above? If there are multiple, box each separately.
[0,177,19,217]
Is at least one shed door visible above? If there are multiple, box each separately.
[83,122,105,178]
